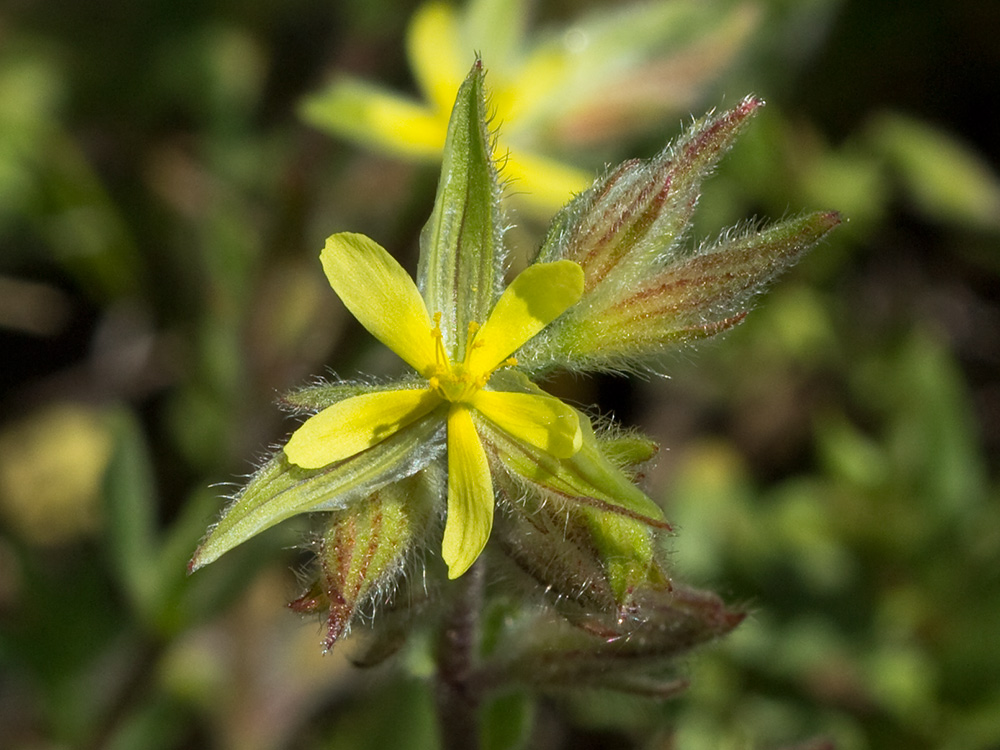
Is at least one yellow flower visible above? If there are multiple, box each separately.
[190,56,837,659]
[284,232,584,578]
[190,63,832,613]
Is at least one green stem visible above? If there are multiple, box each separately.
[435,561,485,750]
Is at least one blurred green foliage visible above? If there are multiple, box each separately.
[1,0,998,748]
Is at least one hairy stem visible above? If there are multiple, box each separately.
[435,561,485,750]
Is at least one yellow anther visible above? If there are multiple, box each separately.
[423,314,522,404]
[431,311,450,368]
[464,320,485,358]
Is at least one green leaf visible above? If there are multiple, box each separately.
[870,113,1000,230]
[481,689,533,750]
[190,414,444,570]
[417,60,504,359]
[101,408,159,620]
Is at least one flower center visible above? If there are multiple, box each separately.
[426,313,515,403]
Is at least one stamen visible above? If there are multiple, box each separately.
[431,312,449,368]
[465,321,483,357]
[424,315,520,403]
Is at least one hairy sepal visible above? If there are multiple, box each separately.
[535,97,763,286]
[523,94,839,372]
[189,416,444,570]
[479,373,668,604]
[289,471,438,652]
[494,474,671,624]
[535,210,842,371]
[491,584,746,695]
[417,59,505,359]
[279,376,429,413]
[484,408,666,527]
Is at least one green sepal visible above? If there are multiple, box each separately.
[189,414,444,570]
[523,97,840,373]
[490,417,668,603]
[489,585,745,696]
[417,59,504,359]
[578,505,662,605]
[539,210,841,371]
[492,472,621,616]
[479,373,667,603]
[289,471,438,652]
[595,428,659,475]
[498,473,669,611]
[279,377,424,413]
[495,473,672,624]
[485,410,666,527]
[534,97,764,282]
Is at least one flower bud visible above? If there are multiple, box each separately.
[522,97,841,373]
[487,584,745,695]
[288,470,437,652]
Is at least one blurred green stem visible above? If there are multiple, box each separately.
[82,640,161,750]
[435,561,485,750]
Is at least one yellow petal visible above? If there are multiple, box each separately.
[471,390,581,458]
[442,406,493,578]
[500,149,593,216]
[300,78,445,158]
[466,260,584,375]
[285,389,442,469]
[406,2,466,114]
[321,233,437,374]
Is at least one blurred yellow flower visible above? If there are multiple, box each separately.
[0,403,112,545]
[301,0,759,213]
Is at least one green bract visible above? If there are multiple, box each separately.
[191,61,838,648]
